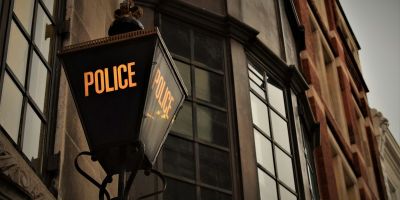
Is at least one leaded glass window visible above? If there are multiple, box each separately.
[161,17,233,199]
[248,63,298,200]
[0,0,58,174]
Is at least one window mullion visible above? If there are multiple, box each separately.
[18,0,38,152]
[17,96,28,147]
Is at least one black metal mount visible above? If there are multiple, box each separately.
[108,0,144,36]
[74,142,166,200]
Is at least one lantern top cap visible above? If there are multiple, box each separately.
[59,28,158,55]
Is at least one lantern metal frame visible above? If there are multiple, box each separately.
[59,27,187,199]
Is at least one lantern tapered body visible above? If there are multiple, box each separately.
[59,28,187,175]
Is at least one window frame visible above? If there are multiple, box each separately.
[0,0,65,187]
[157,14,238,200]
[247,61,302,199]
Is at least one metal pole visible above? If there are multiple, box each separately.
[118,170,126,200]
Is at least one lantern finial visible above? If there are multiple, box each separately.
[108,0,144,36]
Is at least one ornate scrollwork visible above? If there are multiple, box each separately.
[0,141,48,199]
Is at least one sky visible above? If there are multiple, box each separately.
[340,0,400,142]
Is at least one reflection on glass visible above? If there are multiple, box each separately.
[0,73,23,141]
[13,0,34,33]
[248,63,263,79]
[196,105,227,147]
[201,188,232,200]
[164,178,196,200]
[258,169,277,200]
[249,80,265,99]
[171,101,193,137]
[280,185,297,200]
[276,148,295,190]
[199,145,232,189]
[271,111,290,152]
[254,129,274,174]
[161,19,190,58]
[267,82,286,116]
[7,21,29,85]
[34,5,52,61]
[249,69,265,99]
[29,52,49,112]
[174,60,191,96]
[250,93,270,136]
[42,0,54,14]
[22,105,43,170]
[163,136,195,179]
[195,68,225,107]
[194,31,224,70]
[249,70,264,86]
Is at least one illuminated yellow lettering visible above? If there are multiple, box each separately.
[127,62,137,87]
[156,77,165,100]
[104,68,114,93]
[113,66,119,91]
[82,61,138,97]
[118,64,128,89]
[165,95,174,117]
[161,89,170,111]
[152,69,161,89]
[84,72,94,97]
[151,68,176,119]
[94,69,105,94]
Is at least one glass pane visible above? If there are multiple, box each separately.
[201,188,232,200]
[258,169,278,200]
[267,82,286,116]
[13,0,34,33]
[0,73,23,141]
[249,80,265,99]
[175,60,191,96]
[7,21,29,85]
[254,129,274,174]
[271,111,290,152]
[171,101,193,137]
[194,31,224,70]
[22,104,43,170]
[199,145,231,189]
[249,70,263,85]
[276,148,295,190]
[34,5,53,62]
[250,93,270,136]
[163,136,195,180]
[307,164,319,200]
[196,105,228,147]
[248,63,263,79]
[29,52,49,112]
[195,68,225,107]
[249,69,263,83]
[42,0,55,14]
[280,185,297,200]
[161,18,190,58]
[164,178,196,200]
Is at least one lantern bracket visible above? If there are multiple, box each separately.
[136,169,167,200]
[74,142,167,200]
[74,151,112,200]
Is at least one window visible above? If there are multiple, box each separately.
[299,118,319,200]
[160,17,233,199]
[248,63,298,200]
[0,0,59,174]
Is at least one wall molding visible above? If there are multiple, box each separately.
[0,131,55,200]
